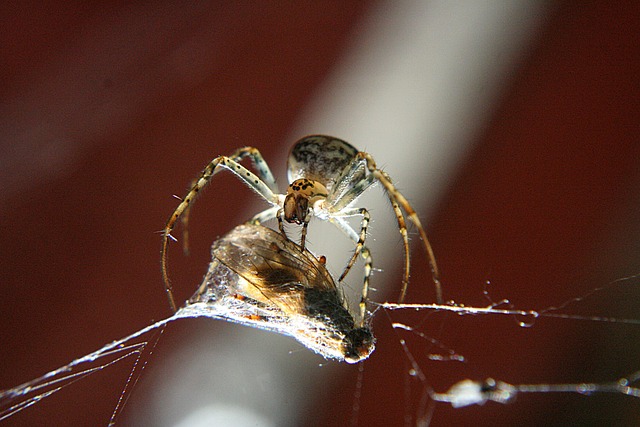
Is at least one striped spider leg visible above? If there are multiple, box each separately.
[161,147,282,312]
[287,136,442,314]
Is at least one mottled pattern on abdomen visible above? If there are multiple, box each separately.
[287,135,359,192]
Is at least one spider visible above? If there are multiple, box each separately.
[161,135,442,313]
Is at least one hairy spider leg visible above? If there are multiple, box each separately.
[323,155,414,304]
[355,151,442,304]
[180,148,278,255]
[230,146,279,192]
[357,246,373,324]
[327,215,374,325]
[333,207,371,285]
[248,205,281,225]
[306,153,408,310]
[331,184,409,306]
[375,170,413,303]
[327,150,440,303]
[162,148,280,312]
[327,164,377,282]
[178,179,196,256]
[318,158,388,323]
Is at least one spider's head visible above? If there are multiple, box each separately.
[284,179,328,224]
[283,193,308,224]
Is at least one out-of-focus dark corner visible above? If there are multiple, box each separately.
[1,2,638,426]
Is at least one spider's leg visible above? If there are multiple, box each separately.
[358,246,373,326]
[384,193,412,303]
[180,147,280,255]
[356,152,443,304]
[328,216,373,326]
[329,164,413,302]
[329,174,376,212]
[273,207,308,248]
[327,169,376,265]
[228,146,279,193]
[161,154,280,312]
[179,179,196,256]
[332,208,371,284]
[298,211,312,250]
[326,169,379,318]
[326,158,372,209]
[248,205,281,225]
[276,208,286,238]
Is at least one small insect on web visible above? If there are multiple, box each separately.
[161,135,443,315]
[184,222,376,363]
[0,223,375,423]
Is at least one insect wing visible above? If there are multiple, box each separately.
[212,224,336,313]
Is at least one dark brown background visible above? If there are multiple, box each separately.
[1,2,639,426]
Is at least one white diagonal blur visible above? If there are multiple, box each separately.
[147,1,548,426]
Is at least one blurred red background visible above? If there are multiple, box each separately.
[1,2,639,426]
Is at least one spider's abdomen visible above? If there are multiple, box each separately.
[287,135,359,192]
